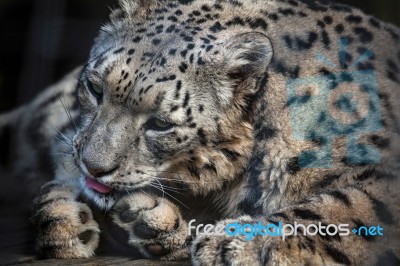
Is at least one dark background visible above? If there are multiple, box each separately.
[0,0,398,262]
[0,0,399,112]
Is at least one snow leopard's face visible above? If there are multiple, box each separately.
[71,2,272,209]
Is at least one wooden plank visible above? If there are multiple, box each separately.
[0,255,190,266]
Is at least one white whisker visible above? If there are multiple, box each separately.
[59,96,78,133]
[149,183,190,210]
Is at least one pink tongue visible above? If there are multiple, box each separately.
[86,176,113,194]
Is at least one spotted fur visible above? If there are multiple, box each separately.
[1,0,399,264]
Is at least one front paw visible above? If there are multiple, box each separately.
[191,217,267,266]
[32,183,100,258]
[110,193,190,260]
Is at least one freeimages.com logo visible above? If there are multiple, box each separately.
[286,38,383,168]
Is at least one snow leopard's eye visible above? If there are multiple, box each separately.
[145,117,175,132]
[87,80,103,99]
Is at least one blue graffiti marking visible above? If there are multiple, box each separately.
[286,38,382,168]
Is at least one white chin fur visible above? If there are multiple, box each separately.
[79,176,116,210]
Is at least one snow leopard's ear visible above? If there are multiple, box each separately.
[222,32,273,88]
[110,0,161,22]
[211,32,273,106]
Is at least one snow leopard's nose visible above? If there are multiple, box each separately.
[83,159,119,178]
[80,107,134,179]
